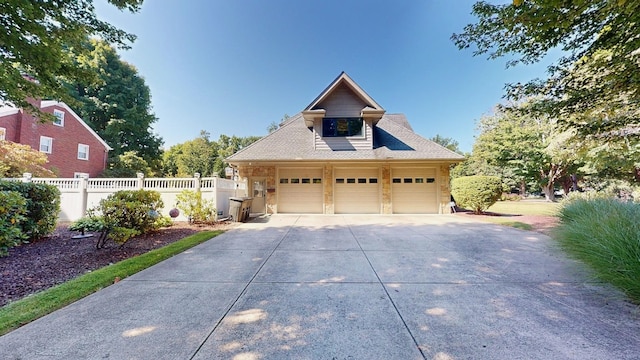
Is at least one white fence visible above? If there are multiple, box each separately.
[5,174,247,222]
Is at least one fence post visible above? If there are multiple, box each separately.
[137,172,145,189]
[194,172,201,191]
[22,173,32,183]
[80,175,88,217]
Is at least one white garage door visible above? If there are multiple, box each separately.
[278,168,323,213]
[334,168,380,214]
[392,168,438,213]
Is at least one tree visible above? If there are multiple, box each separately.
[472,104,582,201]
[0,140,55,177]
[0,0,143,114]
[452,1,640,135]
[430,134,462,154]
[101,151,151,178]
[66,39,163,174]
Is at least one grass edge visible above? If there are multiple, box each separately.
[0,230,222,336]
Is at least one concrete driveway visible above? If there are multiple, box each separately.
[1,215,639,359]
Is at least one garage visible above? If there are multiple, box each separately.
[392,168,438,213]
[334,168,380,214]
[278,168,324,213]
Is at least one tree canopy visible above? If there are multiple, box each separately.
[66,39,163,174]
[0,0,143,113]
[452,0,640,135]
[0,140,55,177]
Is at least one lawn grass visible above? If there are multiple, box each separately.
[487,199,560,216]
[476,217,534,231]
[554,199,640,303]
[0,230,222,336]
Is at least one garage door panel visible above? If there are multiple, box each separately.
[334,168,380,214]
[392,168,438,214]
[278,168,323,213]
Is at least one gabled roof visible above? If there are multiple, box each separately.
[40,100,112,150]
[227,113,464,162]
[302,72,386,127]
[305,72,384,112]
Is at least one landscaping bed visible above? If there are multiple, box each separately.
[0,221,237,307]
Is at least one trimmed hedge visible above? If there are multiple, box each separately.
[451,176,503,214]
[0,180,60,240]
[0,191,28,255]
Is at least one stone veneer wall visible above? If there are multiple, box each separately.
[238,165,277,214]
[381,164,391,214]
[323,164,334,214]
[439,164,452,214]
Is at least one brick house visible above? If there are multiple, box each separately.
[227,72,465,214]
[0,100,111,177]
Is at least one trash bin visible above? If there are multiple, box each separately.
[229,197,244,222]
[242,197,253,221]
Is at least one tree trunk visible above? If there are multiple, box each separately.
[541,183,555,202]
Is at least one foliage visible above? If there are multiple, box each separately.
[154,215,173,228]
[0,141,55,178]
[472,104,583,201]
[69,216,105,235]
[451,176,503,214]
[0,191,28,256]
[101,151,152,178]
[554,198,640,303]
[0,230,223,336]
[163,132,260,178]
[430,134,462,154]
[89,189,162,247]
[0,180,60,240]
[452,1,640,134]
[0,0,142,115]
[500,193,522,201]
[66,39,163,173]
[176,190,216,223]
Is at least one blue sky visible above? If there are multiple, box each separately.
[95,0,550,153]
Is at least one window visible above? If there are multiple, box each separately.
[369,178,378,184]
[74,173,89,179]
[415,178,424,184]
[347,178,356,184]
[392,178,401,183]
[358,178,366,184]
[404,178,413,183]
[336,178,345,184]
[78,144,89,160]
[291,178,300,184]
[426,178,435,183]
[280,178,289,184]
[39,136,53,153]
[313,178,322,184]
[301,178,310,184]
[322,117,364,137]
[0,127,5,141]
[53,109,65,126]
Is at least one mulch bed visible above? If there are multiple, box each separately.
[0,221,237,307]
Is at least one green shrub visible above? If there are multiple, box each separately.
[84,189,163,248]
[500,193,522,201]
[554,198,640,303]
[451,176,503,214]
[0,191,28,255]
[99,189,163,234]
[176,190,216,223]
[154,215,173,228]
[0,181,60,240]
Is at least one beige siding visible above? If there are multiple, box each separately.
[314,119,373,150]
[392,168,438,213]
[316,83,367,117]
[334,168,380,214]
[277,168,323,213]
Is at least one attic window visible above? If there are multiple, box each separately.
[322,117,363,137]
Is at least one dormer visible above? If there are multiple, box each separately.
[303,72,385,150]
